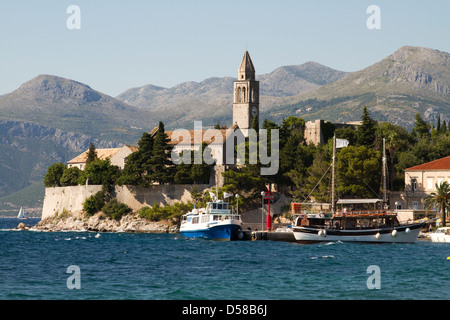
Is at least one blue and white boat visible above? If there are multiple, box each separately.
[180,200,243,240]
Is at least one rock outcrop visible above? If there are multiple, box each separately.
[15,222,31,230]
[33,212,178,233]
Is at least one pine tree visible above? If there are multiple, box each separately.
[412,113,430,139]
[44,163,67,187]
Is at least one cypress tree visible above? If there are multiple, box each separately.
[149,121,173,184]
[357,107,377,147]
[117,132,154,186]
[251,113,259,132]
[86,142,98,166]
[441,120,447,134]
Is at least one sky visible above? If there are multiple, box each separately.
[1,0,450,97]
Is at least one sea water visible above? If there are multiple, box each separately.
[1,218,449,300]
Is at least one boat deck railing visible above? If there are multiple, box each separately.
[333,210,397,218]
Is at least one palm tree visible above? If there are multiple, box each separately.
[424,181,450,227]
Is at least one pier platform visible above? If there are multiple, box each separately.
[240,230,296,242]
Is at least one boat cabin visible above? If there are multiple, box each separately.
[180,201,241,226]
[295,212,400,230]
[293,199,401,230]
[206,201,230,212]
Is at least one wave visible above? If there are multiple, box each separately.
[310,255,335,260]
[320,241,343,246]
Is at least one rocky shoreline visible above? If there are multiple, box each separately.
[31,212,179,233]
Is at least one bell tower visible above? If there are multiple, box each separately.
[233,51,260,137]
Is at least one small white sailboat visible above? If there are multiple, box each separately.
[17,207,26,219]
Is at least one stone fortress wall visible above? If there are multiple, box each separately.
[41,184,211,220]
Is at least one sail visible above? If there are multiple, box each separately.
[17,207,25,219]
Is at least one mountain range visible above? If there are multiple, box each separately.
[0,45,449,215]
[267,46,450,128]
[117,61,348,128]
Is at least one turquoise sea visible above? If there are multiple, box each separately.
[1,218,450,302]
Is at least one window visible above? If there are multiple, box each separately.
[412,201,418,210]
[427,178,434,190]
[411,178,417,193]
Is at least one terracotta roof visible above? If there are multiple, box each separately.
[166,129,229,145]
[162,124,240,146]
[125,145,139,153]
[67,148,121,164]
[406,156,450,171]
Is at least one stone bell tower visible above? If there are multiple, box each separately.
[233,51,260,138]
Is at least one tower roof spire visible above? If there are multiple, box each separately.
[238,51,255,80]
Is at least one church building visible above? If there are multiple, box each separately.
[166,51,260,185]
[66,51,261,186]
[232,51,260,138]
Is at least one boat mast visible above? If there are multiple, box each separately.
[382,138,387,209]
[215,171,219,200]
[331,135,336,214]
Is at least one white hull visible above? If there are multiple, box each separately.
[293,224,423,243]
[180,200,242,240]
[430,228,450,243]
[180,219,242,232]
[430,234,450,243]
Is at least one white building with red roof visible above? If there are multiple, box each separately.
[67,145,138,170]
[391,156,450,221]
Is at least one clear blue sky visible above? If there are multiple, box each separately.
[1,0,450,97]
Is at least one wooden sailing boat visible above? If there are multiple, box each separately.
[292,136,425,243]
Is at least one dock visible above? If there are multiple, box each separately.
[240,230,296,242]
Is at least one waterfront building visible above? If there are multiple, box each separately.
[67,145,138,170]
[390,156,450,221]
